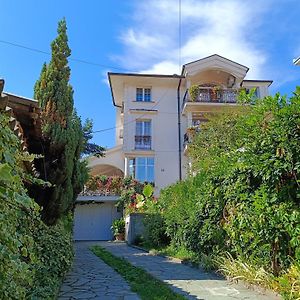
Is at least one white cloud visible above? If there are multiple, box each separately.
[114,0,272,79]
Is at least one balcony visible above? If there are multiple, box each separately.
[182,87,238,114]
[135,135,151,150]
[80,176,124,196]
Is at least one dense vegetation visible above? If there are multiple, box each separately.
[142,90,300,299]
[0,114,73,298]
[1,19,95,298]
[33,19,88,225]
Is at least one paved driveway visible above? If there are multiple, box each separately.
[58,242,139,300]
[94,241,281,300]
[59,241,280,300]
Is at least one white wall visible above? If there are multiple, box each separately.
[122,79,181,191]
[89,145,124,174]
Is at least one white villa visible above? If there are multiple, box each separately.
[73,54,272,240]
[89,54,272,192]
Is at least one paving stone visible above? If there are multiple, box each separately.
[93,241,281,300]
[58,242,140,300]
[124,296,141,300]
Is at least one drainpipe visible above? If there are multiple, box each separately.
[177,77,182,181]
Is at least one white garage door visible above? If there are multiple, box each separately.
[74,203,115,240]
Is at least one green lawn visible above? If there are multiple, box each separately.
[91,245,186,300]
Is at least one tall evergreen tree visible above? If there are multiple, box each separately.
[34,19,87,224]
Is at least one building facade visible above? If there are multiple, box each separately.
[89,54,272,193]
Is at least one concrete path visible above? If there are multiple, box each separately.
[94,241,281,300]
[58,242,140,300]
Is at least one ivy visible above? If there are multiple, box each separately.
[0,113,73,299]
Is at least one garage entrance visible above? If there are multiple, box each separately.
[73,198,121,241]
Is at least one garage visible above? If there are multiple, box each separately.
[73,196,121,241]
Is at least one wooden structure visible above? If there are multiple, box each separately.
[0,79,42,176]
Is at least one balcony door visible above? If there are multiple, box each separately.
[135,120,151,150]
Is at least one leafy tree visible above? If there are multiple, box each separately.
[33,19,88,224]
[82,118,105,157]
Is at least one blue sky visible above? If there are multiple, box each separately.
[1,0,300,147]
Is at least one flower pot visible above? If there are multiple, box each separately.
[115,233,125,241]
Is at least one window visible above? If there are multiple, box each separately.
[136,87,151,102]
[246,87,260,99]
[135,120,151,150]
[129,157,154,183]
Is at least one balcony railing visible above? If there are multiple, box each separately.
[182,87,238,110]
[80,176,145,197]
[135,135,151,150]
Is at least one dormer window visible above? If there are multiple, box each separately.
[136,87,151,102]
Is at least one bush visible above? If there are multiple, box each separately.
[146,89,300,298]
[143,214,170,247]
[31,221,73,299]
[0,114,40,299]
[0,114,73,299]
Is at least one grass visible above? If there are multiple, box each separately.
[138,242,300,299]
[91,245,186,300]
[216,253,300,300]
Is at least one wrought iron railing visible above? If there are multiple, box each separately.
[182,87,238,111]
[135,135,151,150]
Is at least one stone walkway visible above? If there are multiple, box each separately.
[58,242,140,300]
[94,241,281,300]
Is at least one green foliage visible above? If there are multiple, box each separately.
[33,19,88,224]
[143,214,170,248]
[0,113,73,299]
[31,222,73,299]
[143,184,154,198]
[189,85,199,102]
[277,262,300,299]
[111,218,125,235]
[91,246,186,300]
[144,88,300,297]
[0,113,40,299]
[82,118,106,157]
[216,253,276,290]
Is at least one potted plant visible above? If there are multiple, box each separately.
[211,85,222,101]
[189,85,200,102]
[111,218,125,241]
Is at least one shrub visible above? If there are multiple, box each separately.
[31,222,73,299]
[0,114,40,299]
[0,114,74,299]
[143,214,170,247]
[146,89,300,297]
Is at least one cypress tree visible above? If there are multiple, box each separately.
[34,19,87,224]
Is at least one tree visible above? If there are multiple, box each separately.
[82,118,105,157]
[33,19,87,224]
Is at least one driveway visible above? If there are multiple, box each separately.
[58,242,140,300]
[59,241,281,300]
[94,241,281,300]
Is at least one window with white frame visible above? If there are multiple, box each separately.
[245,87,260,99]
[135,120,151,150]
[129,157,154,183]
[136,87,151,102]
